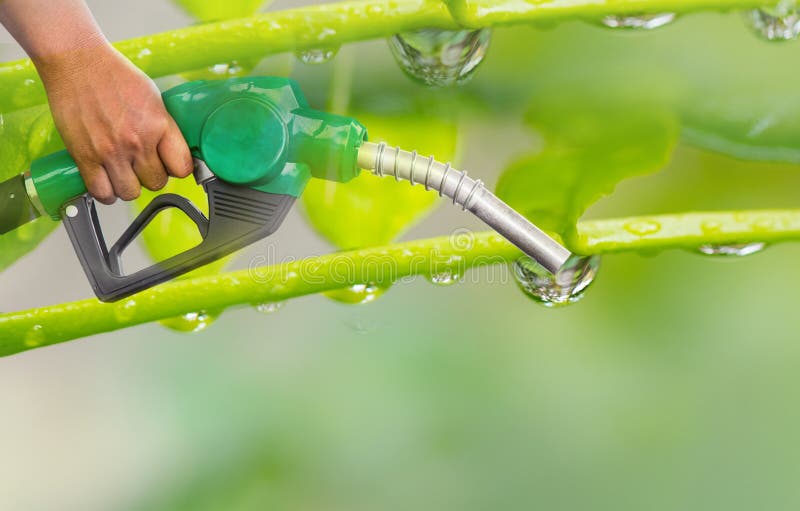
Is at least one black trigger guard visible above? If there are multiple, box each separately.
[61,178,295,303]
[107,193,209,275]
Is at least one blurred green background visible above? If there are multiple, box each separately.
[2,1,800,510]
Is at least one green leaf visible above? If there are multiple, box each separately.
[0,106,63,272]
[681,87,800,164]
[301,112,458,249]
[495,93,679,246]
[171,0,270,22]
[473,16,800,165]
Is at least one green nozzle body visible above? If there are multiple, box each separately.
[29,77,367,219]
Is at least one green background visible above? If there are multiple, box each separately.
[2,1,800,509]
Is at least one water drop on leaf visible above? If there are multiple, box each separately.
[745,0,800,41]
[623,219,661,236]
[325,282,389,305]
[295,47,339,64]
[24,324,45,348]
[388,28,491,86]
[696,242,766,257]
[135,48,153,68]
[600,13,676,30]
[513,255,600,307]
[427,269,462,286]
[161,310,218,333]
[182,60,253,81]
[113,299,138,322]
[254,301,285,314]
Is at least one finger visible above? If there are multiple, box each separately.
[79,163,116,205]
[133,151,168,191]
[105,160,141,201]
[158,118,193,178]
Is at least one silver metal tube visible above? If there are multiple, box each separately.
[357,142,572,274]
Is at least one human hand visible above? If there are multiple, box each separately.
[36,44,194,204]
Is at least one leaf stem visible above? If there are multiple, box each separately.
[2,208,799,357]
[0,0,767,112]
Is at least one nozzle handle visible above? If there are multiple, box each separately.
[62,176,294,302]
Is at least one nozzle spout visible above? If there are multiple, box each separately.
[357,142,572,274]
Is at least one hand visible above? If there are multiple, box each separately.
[37,44,193,204]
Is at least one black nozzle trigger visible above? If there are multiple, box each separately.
[61,174,295,302]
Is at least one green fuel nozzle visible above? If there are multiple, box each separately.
[3,76,570,302]
[29,76,367,220]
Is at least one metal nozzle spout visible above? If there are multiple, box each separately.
[357,142,572,274]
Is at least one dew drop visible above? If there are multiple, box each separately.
[427,269,462,286]
[113,299,138,322]
[325,282,388,305]
[623,219,661,236]
[752,218,775,231]
[745,0,800,41]
[15,223,34,242]
[161,310,217,333]
[181,61,250,81]
[295,47,339,64]
[254,301,285,314]
[700,220,723,235]
[388,28,491,87]
[209,61,245,76]
[600,12,677,29]
[24,324,45,348]
[696,242,766,257]
[136,48,153,67]
[513,254,600,307]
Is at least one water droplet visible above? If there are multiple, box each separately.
[181,61,251,81]
[295,47,339,64]
[700,220,723,235]
[254,301,285,314]
[696,242,766,257]
[513,255,600,307]
[600,12,677,29]
[161,310,217,333]
[136,48,153,67]
[745,0,800,41]
[8,192,14,199]
[427,269,462,286]
[113,299,138,322]
[388,28,491,87]
[210,61,245,75]
[24,324,45,348]
[623,219,661,236]
[752,218,775,231]
[15,223,34,242]
[325,282,389,305]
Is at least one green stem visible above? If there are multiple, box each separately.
[0,0,767,113]
[574,210,800,253]
[2,208,799,357]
